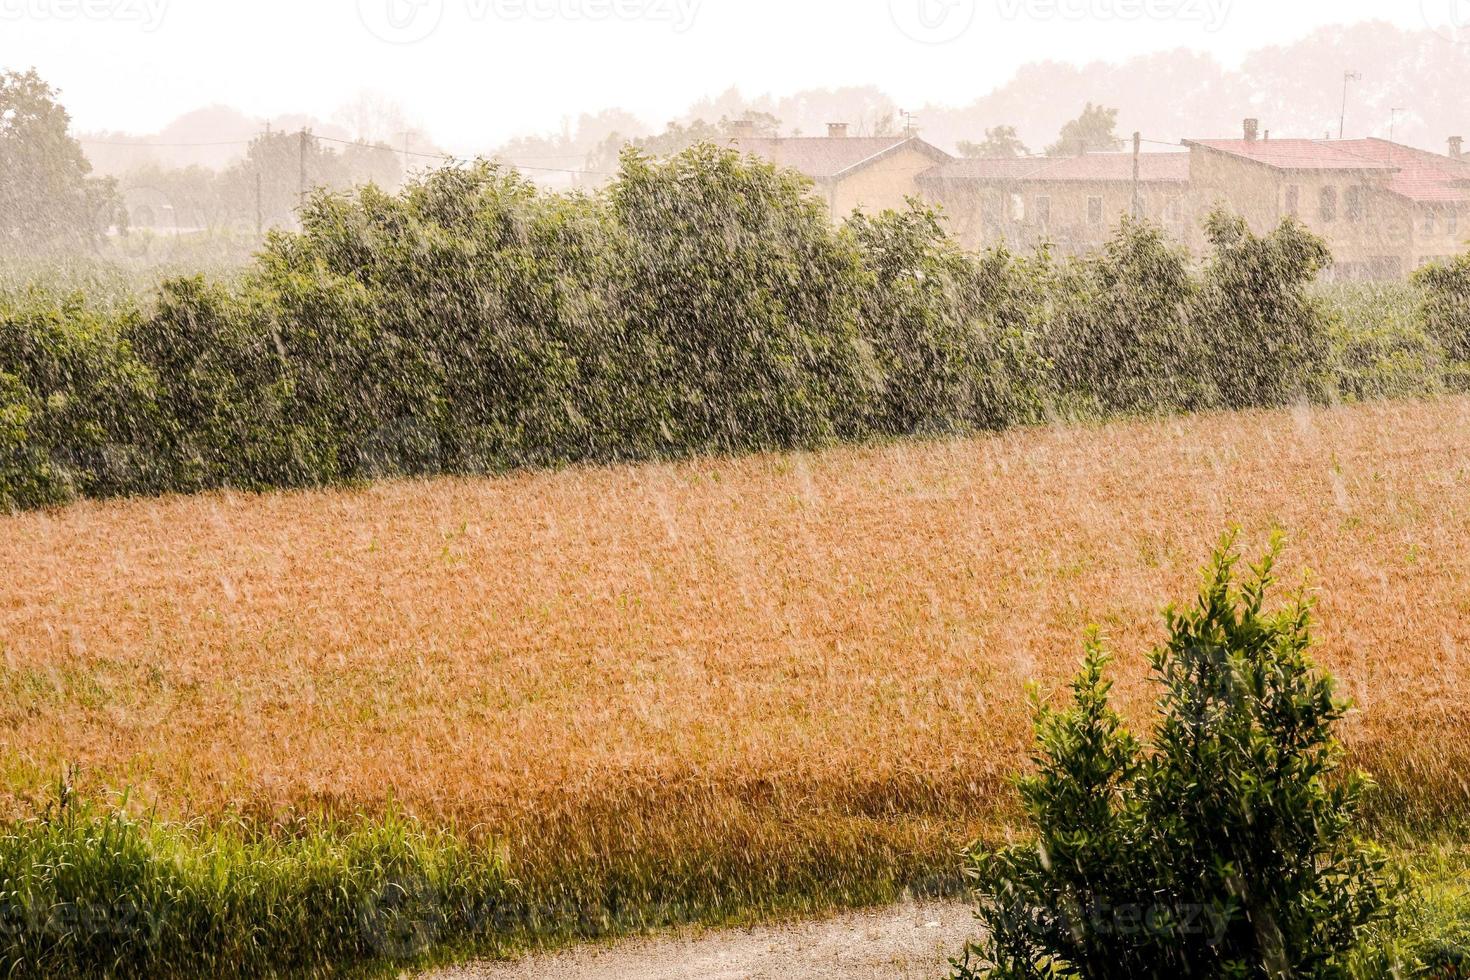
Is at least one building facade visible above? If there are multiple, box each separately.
[730,122,952,221]
[733,119,1468,277]
[915,152,1192,254]
[1182,129,1470,279]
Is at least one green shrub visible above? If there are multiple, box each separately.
[953,533,1396,979]
[124,275,314,492]
[1413,254,1470,387]
[1040,218,1200,416]
[1192,213,1335,409]
[0,148,1419,514]
[253,166,628,478]
[0,793,507,979]
[611,144,875,454]
[0,289,158,510]
[1320,280,1447,403]
[847,200,1043,434]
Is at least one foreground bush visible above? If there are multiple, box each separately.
[0,793,506,978]
[953,534,1396,979]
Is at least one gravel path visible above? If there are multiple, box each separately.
[432,901,976,980]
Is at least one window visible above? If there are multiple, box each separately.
[1034,195,1051,227]
[1284,185,1300,218]
[1087,196,1104,225]
[1318,186,1338,223]
[1165,197,1183,225]
[1450,208,1460,237]
[1423,210,1438,235]
[1010,193,1025,222]
[1345,186,1364,222]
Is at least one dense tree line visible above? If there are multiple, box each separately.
[2,144,1467,511]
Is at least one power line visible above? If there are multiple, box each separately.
[77,137,254,147]
[76,131,613,178]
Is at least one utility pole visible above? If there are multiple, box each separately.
[1339,71,1361,140]
[298,129,309,211]
[1131,131,1142,219]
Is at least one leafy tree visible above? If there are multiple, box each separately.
[0,289,158,509]
[0,69,125,252]
[587,113,781,174]
[847,199,1042,434]
[953,533,1396,980]
[1412,252,1470,364]
[958,126,1029,159]
[1191,211,1334,408]
[610,143,873,454]
[1040,218,1200,415]
[1046,103,1122,157]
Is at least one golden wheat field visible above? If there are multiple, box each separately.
[4,397,1470,900]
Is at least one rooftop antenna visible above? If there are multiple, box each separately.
[1389,108,1406,168]
[1339,71,1362,140]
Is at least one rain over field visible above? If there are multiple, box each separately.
[2,1,1470,976]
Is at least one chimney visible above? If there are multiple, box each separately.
[827,122,849,139]
[1450,136,1464,161]
[1244,118,1260,142]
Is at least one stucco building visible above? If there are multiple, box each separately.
[914,151,1192,254]
[734,118,1468,278]
[1182,126,1470,279]
[729,122,952,220]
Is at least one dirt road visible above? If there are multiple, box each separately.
[432,901,976,980]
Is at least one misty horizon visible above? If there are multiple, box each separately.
[6,2,1469,171]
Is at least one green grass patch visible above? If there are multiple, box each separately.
[0,792,507,979]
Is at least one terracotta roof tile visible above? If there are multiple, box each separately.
[919,152,1190,184]
[1188,137,1470,203]
[1187,139,1396,171]
[731,136,948,179]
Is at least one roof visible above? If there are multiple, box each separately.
[918,151,1191,185]
[1185,139,1396,172]
[1187,137,1470,203]
[731,135,951,180]
[1332,139,1470,203]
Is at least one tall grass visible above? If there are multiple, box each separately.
[0,789,506,978]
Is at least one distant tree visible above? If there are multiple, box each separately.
[957,125,1029,158]
[1046,103,1122,156]
[214,130,402,229]
[332,90,410,145]
[118,163,230,232]
[587,112,782,174]
[869,112,902,137]
[0,69,125,252]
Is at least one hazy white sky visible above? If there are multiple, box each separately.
[0,0,1462,150]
